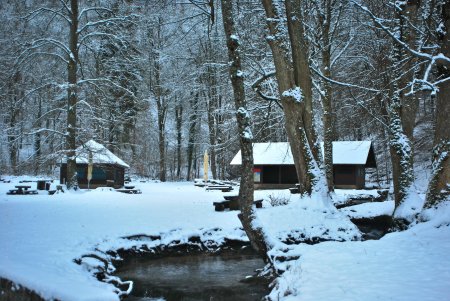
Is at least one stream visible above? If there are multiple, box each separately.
[115,252,269,301]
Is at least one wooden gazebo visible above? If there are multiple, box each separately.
[60,140,130,189]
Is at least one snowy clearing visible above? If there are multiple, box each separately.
[1,177,449,301]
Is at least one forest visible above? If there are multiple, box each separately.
[0,0,448,212]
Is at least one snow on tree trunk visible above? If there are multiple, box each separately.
[424,0,450,208]
[390,2,417,222]
[221,0,269,261]
[318,0,334,192]
[261,0,327,196]
[66,0,79,190]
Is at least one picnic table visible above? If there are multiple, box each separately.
[213,197,263,211]
[7,185,38,195]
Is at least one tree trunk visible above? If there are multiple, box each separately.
[206,92,218,179]
[187,92,199,181]
[424,0,450,208]
[221,0,269,262]
[387,1,414,223]
[261,0,323,195]
[400,0,420,141]
[7,72,20,175]
[390,2,415,220]
[66,0,79,190]
[157,95,166,182]
[175,103,183,179]
[319,0,334,192]
[205,33,218,180]
[34,96,42,175]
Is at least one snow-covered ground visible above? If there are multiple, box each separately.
[1,176,449,301]
[267,201,450,301]
[0,178,244,300]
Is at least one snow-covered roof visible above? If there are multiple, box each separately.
[230,141,374,166]
[63,140,130,168]
[230,142,293,165]
[321,141,373,165]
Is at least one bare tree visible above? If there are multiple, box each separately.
[221,0,269,261]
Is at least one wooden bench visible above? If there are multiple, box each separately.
[7,188,38,195]
[7,189,20,195]
[289,187,299,194]
[213,201,231,211]
[289,183,300,194]
[115,188,142,194]
[254,199,263,208]
[23,190,38,195]
[206,185,233,192]
[213,199,263,211]
[223,195,239,201]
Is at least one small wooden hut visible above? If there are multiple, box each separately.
[60,140,129,189]
[230,141,377,189]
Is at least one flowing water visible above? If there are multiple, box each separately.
[115,252,269,301]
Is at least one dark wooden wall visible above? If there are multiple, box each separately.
[60,164,125,189]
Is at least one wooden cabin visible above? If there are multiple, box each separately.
[60,140,130,189]
[230,141,377,190]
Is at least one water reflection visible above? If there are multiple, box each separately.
[116,253,269,301]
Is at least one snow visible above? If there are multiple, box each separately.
[394,188,425,221]
[230,142,293,165]
[268,205,450,301]
[60,139,129,168]
[0,179,243,300]
[1,176,449,301]
[332,188,382,206]
[321,141,373,165]
[255,195,361,247]
[339,200,395,219]
[231,141,374,166]
[282,86,303,102]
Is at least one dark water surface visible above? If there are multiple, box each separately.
[115,253,269,301]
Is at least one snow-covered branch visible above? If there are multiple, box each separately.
[353,1,450,66]
[77,15,138,35]
[311,66,381,93]
[78,7,114,20]
[24,7,71,25]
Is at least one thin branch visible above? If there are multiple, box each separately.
[23,7,71,24]
[311,66,381,93]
